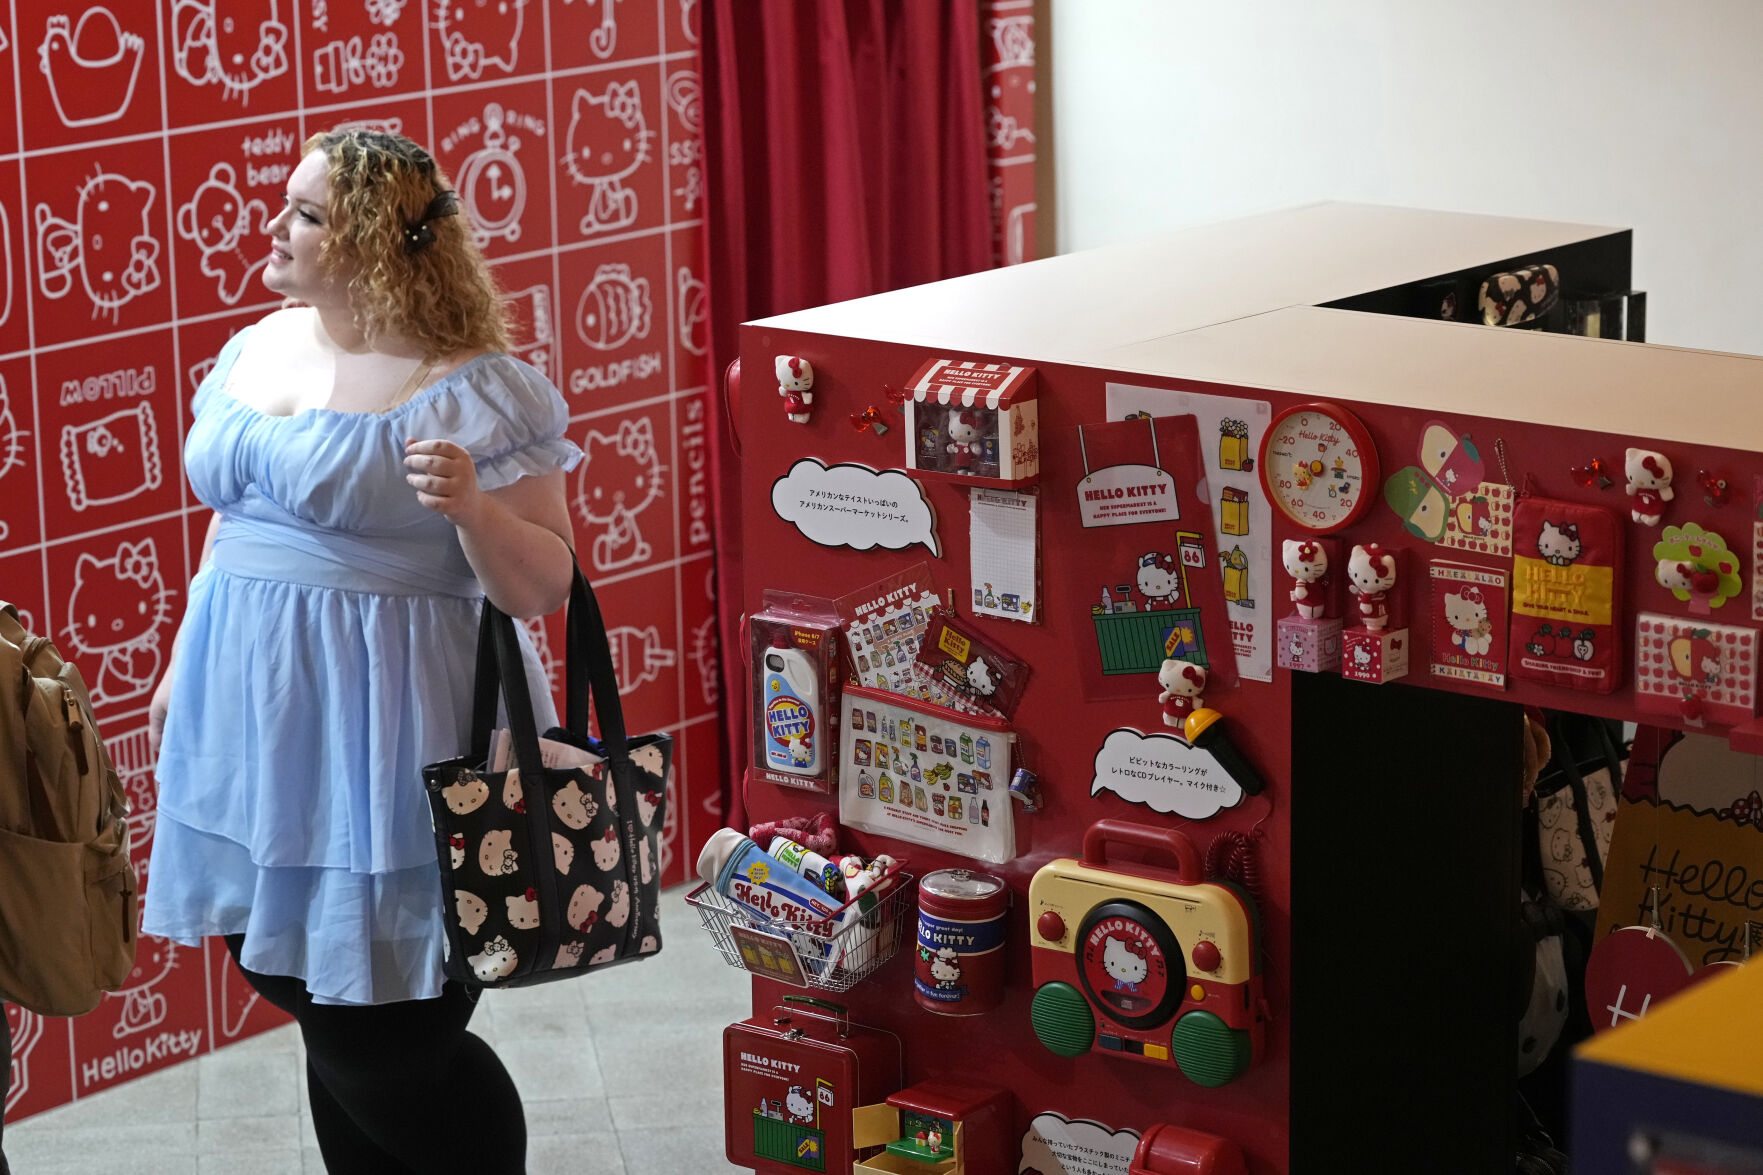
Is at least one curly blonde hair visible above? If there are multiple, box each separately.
[303,128,510,357]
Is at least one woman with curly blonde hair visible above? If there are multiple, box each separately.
[144,128,573,1172]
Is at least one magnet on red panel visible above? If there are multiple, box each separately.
[1569,456,1614,489]
[1652,523,1741,615]
[775,355,813,424]
[849,405,890,436]
[1156,660,1205,729]
[1347,544,1398,631]
[1625,448,1675,525]
[1699,470,1734,507]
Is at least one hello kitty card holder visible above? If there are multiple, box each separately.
[900,357,1039,488]
[423,565,671,988]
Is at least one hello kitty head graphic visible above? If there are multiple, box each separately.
[929,946,961,987]
[65,538,172,707]
[1536,520,1582,567]
[175,163,270,305]
[469,935,518,982]
[170,0,290,102]
[434,0,526,80]
[505,887,540,929]
[35,171,162,319]
[113,932,178,1038]
[456,890,489,935]
[1136,552,1181,607]
[591,826,622,872]
[575,419,666,572]
[563,81,653,236]
[1102,935,1148,988]
[445,772,489,814]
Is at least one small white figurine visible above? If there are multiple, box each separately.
[1347,544,1398,631]
[776,355,814,424]
[1625,447,1674,526]
[1157,659,1207,728]
[945,408,985,472]
[1282,539,1330,619]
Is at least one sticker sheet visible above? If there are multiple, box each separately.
[1634,613,1759,725]
[1105,384,1273,681]
[1428,561,1508,688]
[834,563,942,700]
[1072,413,1238,700]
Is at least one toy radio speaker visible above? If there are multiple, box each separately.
[1028,820,1264,1086]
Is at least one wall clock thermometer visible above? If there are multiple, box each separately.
[1258,401,1380,534]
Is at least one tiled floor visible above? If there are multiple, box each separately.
[3,884,750,1174]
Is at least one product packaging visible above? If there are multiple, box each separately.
[749,592,843,793]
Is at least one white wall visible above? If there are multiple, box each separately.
[1050,1,1763,356]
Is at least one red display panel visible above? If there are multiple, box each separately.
[2,0,712,1121]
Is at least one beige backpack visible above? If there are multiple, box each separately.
[0,602,138,1016]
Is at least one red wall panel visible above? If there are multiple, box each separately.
[1,0,712,1121]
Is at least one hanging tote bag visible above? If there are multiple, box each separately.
[1528,715,1623,912]
[423,565,669,988]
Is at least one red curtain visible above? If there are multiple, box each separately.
[700,0,996,830]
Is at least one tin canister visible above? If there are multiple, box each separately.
[914,868,1009,1016]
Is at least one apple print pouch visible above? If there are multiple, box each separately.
[1509,498,1623,692]
[423,566,670,988]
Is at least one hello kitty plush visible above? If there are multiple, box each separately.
[1101,936,1148,992]
[1137,552,1182,610]
[1347,544,1398,631]
[776,355,814,423]
[1282,539,1330,618]
[1625,448,1674,526]
[945,409,985,472]
[1157,660,1206,728]
[1444,586,1494,656]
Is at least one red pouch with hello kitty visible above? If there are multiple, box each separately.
[1508,498,1623,693]
[914,612,1030,719]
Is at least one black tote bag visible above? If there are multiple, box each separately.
[423,564,669,988]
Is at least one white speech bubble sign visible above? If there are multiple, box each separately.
[1019,1112,1140,1175]
[771,458,941,557]
[1090,727,1243,819]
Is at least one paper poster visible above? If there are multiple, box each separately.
[1105,384,1273,682]
[834,563,942,699]
[971,488,1039,621]
[1073,414,1237,701]
[1428,561,1508,687]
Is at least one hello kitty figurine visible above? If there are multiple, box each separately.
[1347,544,1398,631]
[776,355,814,423]
[1157,659,1206,728]
[945,409,985,472]
[1282,539,1330,619]
[1137,552,1182,610]
[1444,585,1493,656]
[1625,448,1674,526]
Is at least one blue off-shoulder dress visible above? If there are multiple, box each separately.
[144,327,584,1006]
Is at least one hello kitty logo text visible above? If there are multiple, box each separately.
[170,0,290,103]
[563,81,653,236]
[35,170,162,320]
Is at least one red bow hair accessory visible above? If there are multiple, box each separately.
[1459,586,1484,605]
[1296,542,1319,561]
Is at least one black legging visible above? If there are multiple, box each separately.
[2,1001,11,1175]
[223,936,525,1174]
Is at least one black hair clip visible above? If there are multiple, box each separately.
[403,190,460,255]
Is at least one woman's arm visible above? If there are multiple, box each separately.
[404,439,574,618]
[149,512,221,756]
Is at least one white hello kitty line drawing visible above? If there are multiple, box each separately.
[0,375,27,544]
[169,0,290,104]
[562,81,653,237]
[64,538,175,707]
[574,419,665,571]
[435,0,525,80]
[35,170,162,320]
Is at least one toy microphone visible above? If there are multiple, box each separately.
[1183,708,1266,796]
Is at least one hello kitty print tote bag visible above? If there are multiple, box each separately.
[424,564,669,988]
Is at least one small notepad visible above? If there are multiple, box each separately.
[970,488,1038,622]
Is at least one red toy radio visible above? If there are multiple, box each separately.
[724,995,903,1174]
[1028,820,1264,1086]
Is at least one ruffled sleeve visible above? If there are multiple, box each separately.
[414,354,584,491]
[191,326,254,419]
